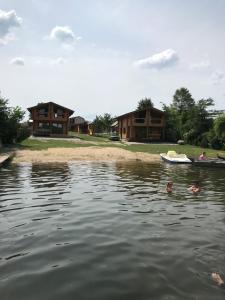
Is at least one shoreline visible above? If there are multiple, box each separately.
[13,147,161,163]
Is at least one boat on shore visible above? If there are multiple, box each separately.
[160,151,192,164]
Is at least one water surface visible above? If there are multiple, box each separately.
[0,161,225,300]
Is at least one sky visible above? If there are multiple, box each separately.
[0,0,225,120]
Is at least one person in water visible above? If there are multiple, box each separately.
[211,272,224,287]
[189,182,201,193]
[166,181,173,193]
[198,151,206,160]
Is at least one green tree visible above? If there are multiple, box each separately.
[137,98,154,111]
[214,114,225,142]
[92,113,114,133]
[162,88,215,146]
[172,87,195,112]
[0,93,25,144]
[162,104,181,142]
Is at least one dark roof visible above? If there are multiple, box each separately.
[69,116,88,125]
[27,101,74,115]
[117,107,164,119]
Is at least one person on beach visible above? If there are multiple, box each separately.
[166,181,173,193]
[211,272,224,288]
[188,182,201,193]
[198,151,206,160]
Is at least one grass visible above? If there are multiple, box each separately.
[68,132,110,142]
[124,143,224,158]
[18,138,94,150]
[17,135,224,158]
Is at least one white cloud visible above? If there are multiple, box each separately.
[211,71,225,85]
[48,26,81,45]
[10,57,25,66]
[0,9,22,44]
[134,49,179,70]
[190,60,211,70]
[50,57,67,65]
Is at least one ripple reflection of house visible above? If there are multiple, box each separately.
[69,116,90,134]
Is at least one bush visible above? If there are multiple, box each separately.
[165,128,179,142]
[16,124,31,142]
[199,133,209,148]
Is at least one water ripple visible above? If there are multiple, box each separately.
[0,161,225,300]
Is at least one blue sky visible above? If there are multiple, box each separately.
[0,0,225,120]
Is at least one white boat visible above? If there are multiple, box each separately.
[160,151,192,164]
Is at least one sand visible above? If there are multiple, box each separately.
[13,147,160,163]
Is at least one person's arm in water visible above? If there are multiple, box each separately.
[211,272,224,288]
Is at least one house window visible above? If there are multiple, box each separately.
[52,123,63,128]
[123,128,126,134]
[38,122,49,129]
[54,109,64,118]
[38,108,48,117]
[52,122,63,134]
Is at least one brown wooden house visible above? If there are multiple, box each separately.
[69,116,89,134]
[27,102,74,137]
[117,107,165,142]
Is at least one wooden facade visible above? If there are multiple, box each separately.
[27,102,74,137]
[117,108,165,142]
[69,116,89,134]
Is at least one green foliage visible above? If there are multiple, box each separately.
[163,88,215,146]
[162,104,181,142]
[16,123,31,142]
[214,114,225,142]
[92,113,114,133]
[0,93,25,144]
[172,87,195,112]
[136,98,154,111]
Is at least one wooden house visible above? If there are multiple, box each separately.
[69,116,89,134]
[117,107,165,142]
[27,102,74,137]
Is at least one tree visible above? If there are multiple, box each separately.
[92,113,114,133]
[172,87,195,112]
[0,92,25,144]
[136,98,154,111]
[162,87,216,146]
[162,104,181,142]
[214,114,225,142]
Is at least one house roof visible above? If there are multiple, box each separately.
[27,101,74,115]
[116,107,164,119]
[70,116,88,125]
[111,120,118,127]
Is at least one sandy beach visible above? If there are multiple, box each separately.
[13,147,161,163]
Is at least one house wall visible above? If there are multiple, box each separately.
[30,103,71,137]
[118,109,165,142]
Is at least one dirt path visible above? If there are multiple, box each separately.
[13,147,160,163]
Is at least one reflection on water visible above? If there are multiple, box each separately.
[0,161,225,300]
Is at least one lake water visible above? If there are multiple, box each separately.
[0,161,225,300]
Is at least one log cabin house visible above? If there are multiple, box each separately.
[27,102,74,137]
[69,116,89,134]
[117,107,165,142]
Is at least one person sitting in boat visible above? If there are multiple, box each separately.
[198,151,206,160]
[189,182,201,193]
[166,181,173,193]
[211,272,224,288]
